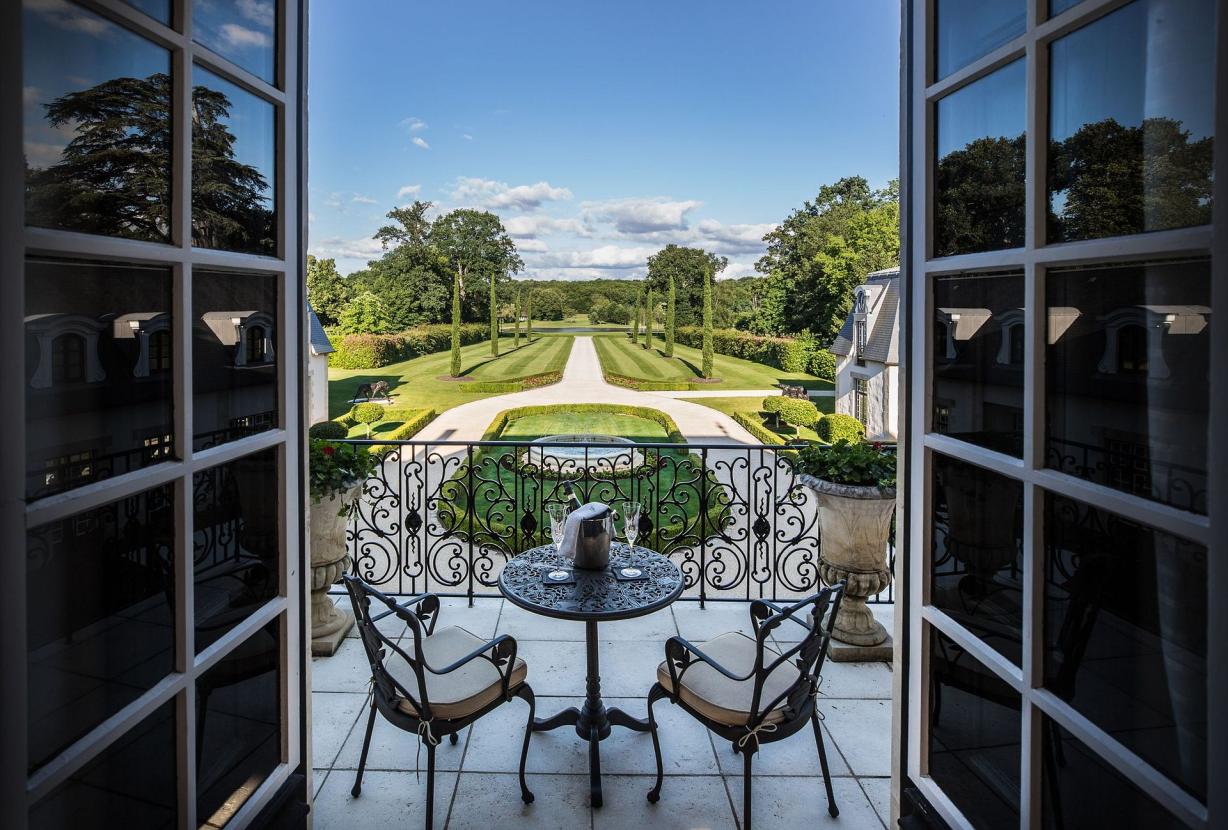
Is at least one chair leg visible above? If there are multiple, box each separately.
[516,684,536,804]
[812,712,839,818]
[742,744,755,830]
[449,732,459,745]
[646,684,665,803]
[424,742,436,830]
[351,699,377,798]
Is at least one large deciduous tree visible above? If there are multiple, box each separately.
[306,255,352,327]
[645,245,728,327]
[429,208,524,321]
[752,176,899,341]
[337,290,395,335]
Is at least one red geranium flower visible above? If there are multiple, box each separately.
[323,445,335,457]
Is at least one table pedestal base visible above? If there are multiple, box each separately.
[531,620,649,807]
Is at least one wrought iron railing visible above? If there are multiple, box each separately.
[335,438,896,605]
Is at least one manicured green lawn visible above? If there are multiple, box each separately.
[528,314,625,331]
[499,412,670,443]
[594,334,834,391]
[677,395,835,442]
[327,335,573,417]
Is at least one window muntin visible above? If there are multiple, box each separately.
[932,271,1025,456]
[934,0,1025,80]
[931,455,1024,666]
[22,2,173,243]
[29,700,177,829]
[25,259,175,500]
[927,625,1022,827]
[935,59,1027,257]
[192,0,277,84]
[197,620,281,827]
[1048,0,1215,243]
[191,68,277,256]
[1046,259,1209,514]
[1044,493,1207,800]
[194,450,279,653]
[192,270,278,451]
[26,484,176,773]
[1049,0,1084,15]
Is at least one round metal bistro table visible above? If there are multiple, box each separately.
[498,542,683,808]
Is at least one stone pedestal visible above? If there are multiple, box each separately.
[310,485,361,656]
[801,474,896,659]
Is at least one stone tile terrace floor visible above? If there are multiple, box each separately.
[310,597,894,829]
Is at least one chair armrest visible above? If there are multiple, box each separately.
[663,635,755,691]
[373,592,441,636]
[751,598,814,635]
[424,633,521,699]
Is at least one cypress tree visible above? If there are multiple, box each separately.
[526,292,533,342]
[450,270,462,377]
[489,273,499,356]
[633,285,642,343]
[701,265,714,378]
[665,274,676,357]
[514,287,522,347]
[646,288,655,350]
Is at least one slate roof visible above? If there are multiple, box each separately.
[307,304,335,355]
[828,267,900,365]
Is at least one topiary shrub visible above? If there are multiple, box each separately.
[816,413,866,444]
[352,402,386,437]
[762,395,784,426]
[309,420,347,439]
[778,398,820,429]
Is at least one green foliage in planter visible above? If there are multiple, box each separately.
[309,439,378,509]
[778,397,820,429]
[797,439,895,489]
[816,413,866,444]
[309,420,347,439]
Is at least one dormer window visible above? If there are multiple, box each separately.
[148,329,172,373]
[51,334,86,384]
[1117,324,1148,375]
[245,326,266,364]
[855,319,867,364]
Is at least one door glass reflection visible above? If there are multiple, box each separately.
[935,0,1025,79]
[193,0,277,84]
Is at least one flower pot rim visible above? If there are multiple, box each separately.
[312,479,365,505]
[799,473,896,500]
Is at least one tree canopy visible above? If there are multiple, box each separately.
[645,245,728,328]
[306,255,352,326]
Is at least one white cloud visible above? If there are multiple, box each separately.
[450,178,573,211]
[503,214,589,239]
[401,116,428,133]
[351,193,377,204]
[535,245,657,270]
[236,0,275,28]
[27,0,110,35]
[582,197,703,234]
[462,133,474,141]
[411,136,431,150]
[516,239,549,253]
[396,184,422,199]
[23,140,66,169]
[23,86,41,107]
[694,219,776,252]
[220,23,272,49]
[309,236,384,263]
[324,192,343,209]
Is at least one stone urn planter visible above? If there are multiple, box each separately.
[309,482,363,656]
[800,474,896,649]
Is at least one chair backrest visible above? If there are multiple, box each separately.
[746,582,846,725]
[342,575,441,717]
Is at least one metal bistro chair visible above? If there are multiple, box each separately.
[646,584,846,828]
[342,576,536,829]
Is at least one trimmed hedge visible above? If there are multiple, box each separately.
[308,420,347,439]
[479,403,687,444]
[603,372,697,392]
[817,413,866,443]
[368,408,437,454]
[733,411,785,446]
[459,370,564,394]
[674,327,836,379]
[329,323,488,370]
[778,398,820,429]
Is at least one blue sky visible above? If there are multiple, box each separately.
[308,0,901,278]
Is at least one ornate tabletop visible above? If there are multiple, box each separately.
[499,542,683,622]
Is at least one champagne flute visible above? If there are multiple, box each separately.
[546,503,569,552]
[621,501,643,551]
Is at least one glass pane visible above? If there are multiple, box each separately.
[1046,259,1209,513]
[931,455,1024,665]
[1044,493,1206,800]
[1042,717,1187,828]
[927,625,1021,827]
[23,2,172,243]
[25,259,175,500]
[192,0,276,83]
[123,0,171,24]
[1048,0,1215,242]
[194,450,279,653]
[932,270,1025,455]
[29,701,176,829]
[192,270,278,451]
[1049,0,1084,15]
[26,485,175,773]
[192,68,276,256]
[935,0,1025,79]
[935,60,1026,257]
[198,620,281,828]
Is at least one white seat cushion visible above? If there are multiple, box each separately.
[384,625,527,719]
[657,631,797,726]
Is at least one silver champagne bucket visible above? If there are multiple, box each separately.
[573,504,614,570]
